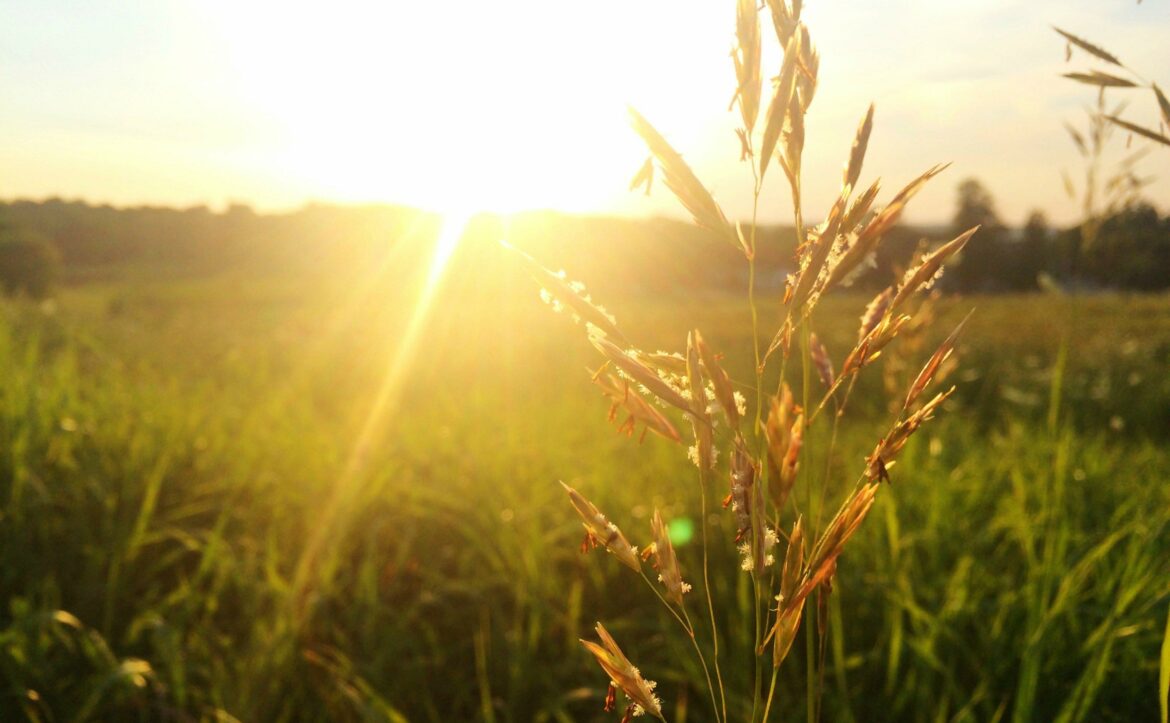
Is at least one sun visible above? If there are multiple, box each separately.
[196,0,732,217]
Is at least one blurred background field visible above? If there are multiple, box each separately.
[1,218,1168,720]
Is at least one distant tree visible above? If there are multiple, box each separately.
[0,225,61,299]
[1014,210,1050,291]
[1082,203,1170,290]
[950,178,1006,292]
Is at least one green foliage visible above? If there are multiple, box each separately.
[0,277,1167,720]
[1082,204,1170,291]
[0,227,59,299]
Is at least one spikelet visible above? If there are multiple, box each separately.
[778,83,807,202]
[858,287,893,342]
[809,333,834,389]
[694,330,742,430]
[770,516,805,664]
[685,332,715,470]
[841,179,881,237]
[784,187,849,315]
[903,313,970,411]
[650,510,691,605]
[733,0,762,134]
[632,350,688,376]
[728,441,771,576]
[759,29,802,181]
[841,311,909,378]
[1053,26,1123,66]
[591,332,693,415]
[593,372,682,443]
[823,164,949,292]
[629,156,654,196]
[795,26,819,111]
[843,104,875,193]
[580,623,664,720]
[628,107,737,247]
[890,226,979,312]
[778,516,804,607]
[764,384,802,511]
[764,0,798,46]
[865,388,954,482]
[796,483,878,603]
[561,483,641,572]
[507,243,628,346]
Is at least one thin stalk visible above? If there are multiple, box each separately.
[816,590,829,722]
[751,574,764,723]
[814,397,843,545]
[799,317,817,723]
[749,170,764,441]
[804,603,817,723]
[747,149,767,723]
[639,570,723,723]
[698,468,729,723]
[762,665,781,721]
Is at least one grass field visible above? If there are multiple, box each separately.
[1,257,1169,721]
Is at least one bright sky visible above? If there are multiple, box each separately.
[1,0,1167,226]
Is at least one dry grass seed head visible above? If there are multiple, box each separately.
[903,313,970,411]
[561,482,642,572]
[650,509,690,605]
[764,384,802,511]
[767,516,804,665]
[786,187,850,315]
[890,226,978,312]
[841,178,882,237]
[512,253,627,347]
[628,107,738,248]
[795,26,819,110]
[694,330,742,430]
[759,28,803,181]
[764,0,799,46]
[629,156,655,196]
[842,310,910,378]
[581,623,664,720]
[728,441,771,577]
[822,164,949,291]
[797,483,879,603]
[865,387,954,481]
[734,0,762,134]
[858,287,894,342]
[809,333,834,388]
[770,601,803,667]
[1053,26,1123,66]
[843,103,875,192]
[778,84,807,199]
[685,332,716,471]
[592,372,682,443]
[591,333,693,415]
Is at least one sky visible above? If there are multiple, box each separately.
[1,0,1167,226]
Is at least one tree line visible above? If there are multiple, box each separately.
[0,182,1165,299]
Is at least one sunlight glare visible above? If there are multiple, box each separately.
[291,211,468,612]
[196,0,730,217]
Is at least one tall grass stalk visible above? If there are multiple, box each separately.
[514,2,979,719]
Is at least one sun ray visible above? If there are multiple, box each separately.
[291,212,470,617]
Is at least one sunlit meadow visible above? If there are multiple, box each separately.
[2,1,1169,722]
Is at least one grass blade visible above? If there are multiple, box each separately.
[1161,603,1169,723]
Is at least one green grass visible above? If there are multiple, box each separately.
[1,270,1168,721]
